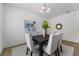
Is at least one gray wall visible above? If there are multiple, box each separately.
[49,10,79,42]
[3,4,45,48]
[0,3,3,54]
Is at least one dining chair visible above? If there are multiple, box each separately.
[25,32,34,56]
[43,33,60,56]
[58,32,63,52]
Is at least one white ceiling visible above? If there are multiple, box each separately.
[5,3,79,19]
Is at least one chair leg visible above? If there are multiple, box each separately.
[57,48,60,56]
[31,51,33,56]
[55,50,57,56]
[60,45,63,52]
[26,47,28,55]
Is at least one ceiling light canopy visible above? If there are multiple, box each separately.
[40,4,50,13]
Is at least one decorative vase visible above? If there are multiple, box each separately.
[45,29,47,37]
[43,29,45,37]
[43,29,47,37]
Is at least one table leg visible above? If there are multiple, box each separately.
[39,42,43,56]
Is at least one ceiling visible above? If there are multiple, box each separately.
[5,3,79,19]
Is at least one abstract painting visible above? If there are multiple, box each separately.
[24,20,36,32]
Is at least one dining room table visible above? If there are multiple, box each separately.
[32,34,49,56]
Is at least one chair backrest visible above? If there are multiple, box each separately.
[25,32,34,51]
[46,33,59,55]
[58,32,63,47]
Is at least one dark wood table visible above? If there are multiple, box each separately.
[32,35,49,56]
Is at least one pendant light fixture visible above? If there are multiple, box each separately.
[40,4,50,13]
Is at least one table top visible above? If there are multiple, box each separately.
[32,34,49,43]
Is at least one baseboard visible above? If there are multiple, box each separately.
[63,40,79,47]
[4,40,79,49]
[4,43,26,49]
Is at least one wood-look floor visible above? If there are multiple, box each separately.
[62,40,79,56]
[0,40,79,56]
[0,48,11,56]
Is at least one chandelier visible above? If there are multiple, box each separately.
[40,4,50,13]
